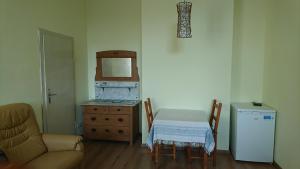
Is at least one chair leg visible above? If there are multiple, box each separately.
[213,150,217,166]
[186,145,192,163]
[155,143,159,164]
[158,143,161,156]
[213,137,217,166]
[203,152,208,169]
[172,143,176,160]
[151,149,155,161]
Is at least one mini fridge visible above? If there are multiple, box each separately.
[230,103,276,163]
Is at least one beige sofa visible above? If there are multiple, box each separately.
[0,103,83,169]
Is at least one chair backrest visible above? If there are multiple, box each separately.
[147,98,153,116]
[209,99,222,135]
[0,103,47,164]
[144,98,154,132]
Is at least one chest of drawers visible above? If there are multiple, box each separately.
[82,103,139,145]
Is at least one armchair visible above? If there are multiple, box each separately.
[0,103,83,169]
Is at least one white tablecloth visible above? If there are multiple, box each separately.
[146,109,215,154]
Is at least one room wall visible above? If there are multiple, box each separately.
[4,3,298,166]
[263,0,300,168]
[86,0,141,99]
[141,0,234,150]
[0,0,88,129]
[0,2,4,78]
[231,0,267,102]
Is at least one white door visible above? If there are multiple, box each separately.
[40,29,76,134]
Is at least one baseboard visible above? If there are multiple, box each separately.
[273,161,282,169]
[216,150,230,154]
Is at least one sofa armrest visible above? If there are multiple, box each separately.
[42,134,84,152]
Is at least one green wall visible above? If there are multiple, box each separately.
[141,0,234,150]
[263,0,300,168]
[86,0,234,150]
[0,0,88,129]
[231,0,267,102]
[1,1,300,167]
[233,0,300,167]
[86,0,141,99]
[86,0,141,131]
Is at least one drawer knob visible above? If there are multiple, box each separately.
[93,108,98,111]
[118,130,124,134]
[105,118,109,121]
[118,118,123,122]
[91,128,96,132]
[91,117,96,121]
[105,129,110,133]
[117,108,121,111]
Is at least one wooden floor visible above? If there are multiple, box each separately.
[81,139,276,169]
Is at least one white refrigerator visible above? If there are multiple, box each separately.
[230,103,276,163]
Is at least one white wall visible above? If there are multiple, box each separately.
[141,0,234,150]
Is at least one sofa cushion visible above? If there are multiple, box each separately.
[0,103,47,164]
[26,151,83,169]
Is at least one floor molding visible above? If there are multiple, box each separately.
[273,161,282,169]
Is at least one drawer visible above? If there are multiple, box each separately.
[109,106,131,114]
[84,114,129,126]
[84,113,102,125]
[112,114,129,126]
[112,126,129,137]
[84,106,108,114]
[84,125,129,141]
[84,125,110,140]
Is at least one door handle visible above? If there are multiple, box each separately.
[48,93,57,96]
[48,89,57,104]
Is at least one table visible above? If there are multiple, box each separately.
[146,108,215,169]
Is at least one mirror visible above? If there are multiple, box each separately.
[95,50,139,81]
[102,58,132,77]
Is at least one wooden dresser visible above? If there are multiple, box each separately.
[82,101,140,145]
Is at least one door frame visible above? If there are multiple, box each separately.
[38,29,75,133]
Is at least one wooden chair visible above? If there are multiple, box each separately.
[145,98,154,133]
[186,99,222,167]
[144,98,176,162]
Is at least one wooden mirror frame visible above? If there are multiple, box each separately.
[95,50,139,81]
